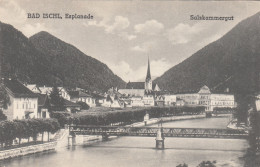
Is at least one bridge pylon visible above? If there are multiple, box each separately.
[68,131,76,147]
[102,132,109,141]
[155,127,164,149]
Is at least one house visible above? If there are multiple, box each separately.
[59,87,70,101]
[91,92,106,106]
[131,96,144,107]
[68,90,96,107]
[110,99,124,108]
[120,98,132,107]
[38,86,53,95]
[64,99,81,113]
[142,94,155,106]
[37,94,50,118]
[164,95,177,106]
[176,99,185,106]
[25,84,41,93]
[101,95,114,107]
[3,79,38,120]
[155,95,165,107]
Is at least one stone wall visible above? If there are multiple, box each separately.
[0,141,57,160]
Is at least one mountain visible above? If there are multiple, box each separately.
[0,22,55,84]
[0,22,125,92]
[155,12,260,95]
[29,31,125,91]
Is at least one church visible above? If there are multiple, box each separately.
[118,58,160,97]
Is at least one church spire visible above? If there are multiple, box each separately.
[146,57,151,82]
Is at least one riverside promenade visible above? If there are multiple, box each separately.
[0,129,68,161]
[129,114,206,127]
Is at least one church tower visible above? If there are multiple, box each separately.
[145,57,153,91]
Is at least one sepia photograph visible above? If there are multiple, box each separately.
[0,0,260,166]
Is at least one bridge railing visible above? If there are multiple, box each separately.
[68,125,248,139]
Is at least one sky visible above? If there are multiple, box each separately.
[1,0,260,82]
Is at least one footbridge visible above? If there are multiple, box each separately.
[68,125,248,149]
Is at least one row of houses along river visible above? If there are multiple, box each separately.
[1,115,248,167]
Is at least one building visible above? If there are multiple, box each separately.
[63,99,81,113]
[131,96,144,107]
[210,94,235,111]
[59,87,70,101]
[143,94,155,106]
[37,94,50,118]
[68,90,96,107]
[176,85,235,112]
[176,93,199,106]
[38,86,53,95]
[118,58,160,97]
[3,79,38,120]
[91,92,106,106]
[25,84,41,93]
[155,95,165,107]
[164,95,177,106]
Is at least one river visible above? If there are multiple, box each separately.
[1,116,248,167]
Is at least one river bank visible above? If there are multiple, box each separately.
[0,142,57,161]
[0,113,231,161]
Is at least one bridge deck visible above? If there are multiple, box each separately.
[69,125,248,139]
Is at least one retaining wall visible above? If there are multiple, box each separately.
[0,141,57,160]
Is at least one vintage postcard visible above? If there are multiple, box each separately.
[0,0,260,167]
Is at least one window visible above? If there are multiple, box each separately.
[17,103,19,109]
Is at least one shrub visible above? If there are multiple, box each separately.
[50,111,70,127]
[69,106,205,126]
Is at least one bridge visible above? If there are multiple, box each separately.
[68,125,248,149]
[69,125,248,139]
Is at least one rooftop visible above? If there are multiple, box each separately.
[64,99,81,107]
[37,94,49,106]
[125,82,145,89]
[3,79,38,98]
[68,91,92,98]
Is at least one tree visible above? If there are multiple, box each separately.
[0,109,7,121]
[50,112,69,128]
[176,163,188,167]
[77,101,90,110]
[49,86,65,111]
[0,84,10,109]
[248,109,260,154]
[197,161,216,167]
[234,94,255,124]
[13,120,27,145]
